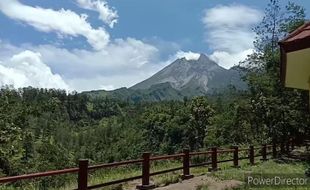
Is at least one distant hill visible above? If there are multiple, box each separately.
[84,82,184,102]
[84,54,246,102]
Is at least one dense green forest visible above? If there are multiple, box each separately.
[0,0,309,189]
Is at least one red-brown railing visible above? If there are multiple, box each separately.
[0,142,293,190]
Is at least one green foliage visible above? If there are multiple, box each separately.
[187,97,214,149]
[0,89,24,176]
[0,1,309,189]
[0,87,217,188]
[239,0,309,145]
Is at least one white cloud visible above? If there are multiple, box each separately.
[77,0,118,28]
[209,49,254,69]
[66,70,159,91]
[0,0,177,91]
[34,38,159,74]
[40,38,162,91]
[174,51,200,61]
[202,4,262,68]
[99,84,115,91]
[0,38,164,91]
[0,0,109,50]
[0,50,69,90]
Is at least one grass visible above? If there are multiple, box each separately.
[198,159,309,190]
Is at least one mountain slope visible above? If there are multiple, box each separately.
[84,54,246,102]
[84,83,184,102]
[131,54,246,93]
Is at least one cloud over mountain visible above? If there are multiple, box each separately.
[174,51,200,61]
[202,4,262,69]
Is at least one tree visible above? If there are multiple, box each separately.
[0,89,24,176]
[187,97,214,150]
[241,0,308,144]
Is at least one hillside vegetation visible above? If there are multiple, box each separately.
[0,0,309,189]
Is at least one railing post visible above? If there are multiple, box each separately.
[291,140,295,151]
[260,144,268,161]
[78,159,88,190]
[249,145,255,165]
[232,146,239,168]
[272,143,277,158]
[306,140,310,151]
[136,152,155,190]
[209,147,218,171]
[181,149,193,179]
[280,142,285,154]
[286,141,290,153]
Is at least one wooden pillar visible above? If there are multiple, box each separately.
[280,142,285,154]
[209,147,218,171]
[249,145,255,165]
[261,144,268,161]
[232,146,239,168]
[136,153,155,190]
[272,142,277,158]
[286,141,290,153]
[291,140,295,151]
[181,149,193,179]
[78,159,88,190]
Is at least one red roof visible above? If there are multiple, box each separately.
[279,21,310,43]
[279,21,310,52]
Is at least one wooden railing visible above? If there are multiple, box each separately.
[0,142,294,190]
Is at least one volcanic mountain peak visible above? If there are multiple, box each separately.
[131,53,241,93]
[85,53,246,102]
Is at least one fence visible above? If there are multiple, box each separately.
[0,142,294,190]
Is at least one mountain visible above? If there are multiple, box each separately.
[84,53,246,102]
[131,53,245,94]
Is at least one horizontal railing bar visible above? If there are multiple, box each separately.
[88,159,143,170]
[189,151,212,156]
[150,153,184,161]
[217,159,234,163]
[85,175,142,190]
[190,161,212,168]
[0,144,275,186]
[0,168,79,184]
[218,149,234,153]
[239,156,249,160]
[150,166,183,176]
[238,148,249,151]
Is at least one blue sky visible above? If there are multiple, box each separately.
[0,0,309,91]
